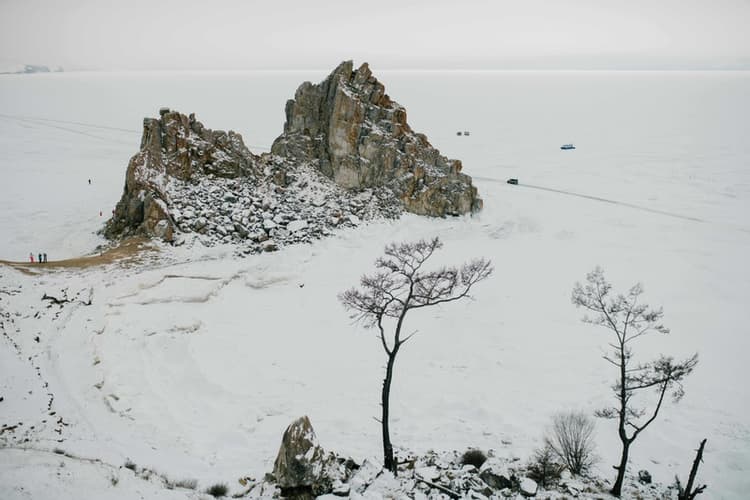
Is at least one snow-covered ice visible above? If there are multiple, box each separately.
[1,70,749,498]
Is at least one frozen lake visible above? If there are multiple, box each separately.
[1,69,749,498]
[1,70,748,260]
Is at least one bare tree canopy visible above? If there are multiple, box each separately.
[341,237,493,355]
[544,410,597,475]
[572,266,698,497]
[340,237,493,474]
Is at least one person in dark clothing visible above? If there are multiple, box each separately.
[88,179,91,184]
[38,253,42,263]
[43,253,47,263]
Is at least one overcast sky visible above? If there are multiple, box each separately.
[1,0,748,71]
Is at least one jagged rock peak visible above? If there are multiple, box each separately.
[104,109,261,241]
[103,108,402,249]
[271,60,483,217]
[138,108,259,181]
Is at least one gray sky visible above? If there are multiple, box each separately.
[1,0,748,70]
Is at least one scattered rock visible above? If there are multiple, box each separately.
[193,217,207,231]
[479,458,513,490]
[519,477,538,497]
[638,469,652,484]
[416,466,440,481]
[287,219,308,233]
[331,481,350,496]
[261,240,278,252]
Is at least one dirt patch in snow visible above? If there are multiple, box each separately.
[0,238,155,275]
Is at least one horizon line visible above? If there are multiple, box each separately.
[3,66,750,74]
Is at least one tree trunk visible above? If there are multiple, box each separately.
[611,441,630,497]
[680,438,707,500]
[611,338,629,497]
[382,351,397,474]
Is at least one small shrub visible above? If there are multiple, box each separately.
[109,473,120,486]
[206,483,229,497]
[460,448,488,469]
[174,478,198,490]
[123,459,137,471]
[544,410,597,475]
[526,445,564,488]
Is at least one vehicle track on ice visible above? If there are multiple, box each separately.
[475,176,706,223]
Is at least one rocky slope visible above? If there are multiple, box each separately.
[249,416,677,500]
[104,107,263,243]
[105,61,482,250]
[272,60,481,216]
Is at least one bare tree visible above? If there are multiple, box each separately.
[544,410,597,475]
[572,267,698,497]
[676,438,708,500]
[339,237,492,474]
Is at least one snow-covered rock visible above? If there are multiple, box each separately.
[104,61,485,251]
[261,240,278,252]
[479,457,513,490]
[638,469,652,484]
[271,60,482,216]
[287,219,308,233]
[415,465,440,481]
[272,416,325,493]
[519,477,538,496]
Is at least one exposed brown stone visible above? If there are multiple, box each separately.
[271,60,482,216]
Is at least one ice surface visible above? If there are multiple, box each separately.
[1,70,749,499]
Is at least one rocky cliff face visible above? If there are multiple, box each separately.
[104,108,401,251]
[271,61,482,216]
[105,61,483,250]
[104,108,261,242]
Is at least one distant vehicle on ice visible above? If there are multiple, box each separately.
[560,143,576,150]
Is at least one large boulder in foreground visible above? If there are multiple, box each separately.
[271,60,482,216]
[104,108,260,241]
[272,416,327,498]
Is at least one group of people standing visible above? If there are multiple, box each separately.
[29,252,48,263]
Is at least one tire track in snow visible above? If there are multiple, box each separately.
[0,113,140,133]
[0,112,273,151]
[474,176,705,223]
[0,112,135,145]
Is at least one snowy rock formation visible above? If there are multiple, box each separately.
[104,108,400,252]
[272,416,326,498]
[272,60,482,216]
[105,61,483,251]
[104,107,262,243]
[270,416,361,499]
